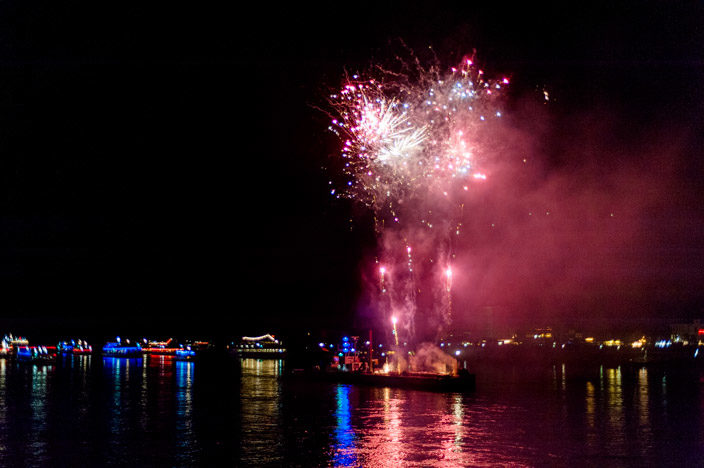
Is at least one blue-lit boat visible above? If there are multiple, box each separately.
[175,347,196,361]
[102,338,142,357]
[16,345,58,364]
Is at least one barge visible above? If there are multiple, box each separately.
[289,369,476,393]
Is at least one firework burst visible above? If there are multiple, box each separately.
[328,56,508,219]
[327,53,509,341]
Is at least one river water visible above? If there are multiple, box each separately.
[0,355,701,466]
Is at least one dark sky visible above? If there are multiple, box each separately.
[0,0,701,338]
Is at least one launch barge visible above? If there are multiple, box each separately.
[290,369,476,393]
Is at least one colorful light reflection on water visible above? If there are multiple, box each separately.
[333,385,358,466]
[0,357,698,464]
[277,361,704,466]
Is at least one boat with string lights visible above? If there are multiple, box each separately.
[58,340,93,355]
[174,341,211,361]
[16,345,58,364]
[141,338,181,355]
[0,334,29,356]
[175,346,197,361]
[102,337,142,357]
[230,334,286,358]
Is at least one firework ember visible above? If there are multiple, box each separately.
[327,53,509,342]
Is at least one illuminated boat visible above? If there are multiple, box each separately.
[230,334,286,358]
[141,338,181,355]
[289,369,476,393]
[0,338,11,356]
[102,338,142,357]
[58,339,93,355]
[175,346,197,361]
[16,345,58,364]
[0,334,29,356]
[188,341,211,351]
[175,341,212,360]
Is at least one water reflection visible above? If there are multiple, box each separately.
[0,353,698,465]
[147,355,175,431]
[27,364,52,465]
[309,362,689,465]
[637,367,652,444]
[585,380,595,428]
[451,394,463,448]
[333,385,357,466]
[174,360,195,463]
[103,357,144,461]
[382,387,402,464]
[0,360,7,456]
[605,367,625,455]
[239,359,283,465]
[101,354,200,464]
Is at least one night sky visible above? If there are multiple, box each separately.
[0,1,702,340]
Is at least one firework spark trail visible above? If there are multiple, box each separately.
[328,54,509,342]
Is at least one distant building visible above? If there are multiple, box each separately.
[474,306,513,339]
[525,328,553,341]
[670,320,704,345]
